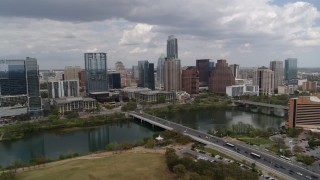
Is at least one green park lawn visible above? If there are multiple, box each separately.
[17,152,175,180]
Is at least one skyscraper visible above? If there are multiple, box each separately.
[138,60,155,90]
[64,66,81,80]
[84,53,108,94]
[196,59,210,86]
[182,66,199,95]
[0,60,26,95]
[157,54,165,89]
[26,57,42,113]
[270,61,283,90]
[208,59,235,93]
[285,58,297,81]
[253,67,274,95]
[229,64,240,78]
[164,58,181,91]
[167,35,178,59]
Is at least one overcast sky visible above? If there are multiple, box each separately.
[0,0,319,69]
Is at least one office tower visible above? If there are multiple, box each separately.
[0,60,27,95]
[132,65,139,80]
[26,57,42,113]
[138,60,155,90]
[48,80,80,98]
[253,67,274,95]
[108,73,121,89]
[182,66,199,95]
[64,66,81,80]
[288,95,320,128]
[164,58,181,91]
[285,58,297,81]
[269,61,284,90]
[78,70,86,96]
[196,59,210,86]
[229,64,240,78]
[167,35,178,59]
[84,53,108,94]
[115,61,127,87]
[157,54,165,89]
[208,59,235,94]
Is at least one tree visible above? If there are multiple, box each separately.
[272,137,285,149]
[156,96,166,104]
[251,162,256,171]
[293,145,304,153]
[144,138,156,148]
[173,164,186,178]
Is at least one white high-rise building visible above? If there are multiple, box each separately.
[253,67,274,95]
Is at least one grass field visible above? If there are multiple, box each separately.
[17,152,175,180]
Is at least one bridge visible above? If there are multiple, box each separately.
[128,111,318,180]
[233,100,289,110]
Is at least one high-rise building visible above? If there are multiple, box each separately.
[132,65,139,80]
[229,64,240,78]
[64,66,81,80]
[208,59,235,94]
[270,61,283,90]
[164,58,181,91]
[48,80,80,98]
[108,72,121,89]
[0,60,26,95]
[78,70,86,97]
[182,66,199,95]
[138,60,155,90]
[196,59,214,87]
[84,53,108,94]
[285,58,297,81]
[26,57,42,113]
[288,95,320,128]
[115,61,127,87]
[157,54,165,89]
[167,35,178,59]
[0,58,42,116]
[253,67,274,95]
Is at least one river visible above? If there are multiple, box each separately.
[0,108,285,167]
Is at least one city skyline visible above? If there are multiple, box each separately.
[0,1,320,69]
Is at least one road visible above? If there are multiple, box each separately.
[130,111,319,180]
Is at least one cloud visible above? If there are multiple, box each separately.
[129,47,148,54]
[119,23,154,45]
[0,0,319,68]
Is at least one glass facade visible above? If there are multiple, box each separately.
[167,35,178,59]
[26,57,42,112]
[138,60,155,90]
[285,58,297,81]
[0,60,26,96]
[84,53,108,94]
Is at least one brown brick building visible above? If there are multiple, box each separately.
[208,59,235,94]
[302,81,317,92]
[182,66,199,95]
[287,95,320,128]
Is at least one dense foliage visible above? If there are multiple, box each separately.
[121,102,137,111]
[165,148,258,180]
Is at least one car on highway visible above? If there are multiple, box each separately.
[296,172,303,176]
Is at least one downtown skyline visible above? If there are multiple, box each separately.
[0,0,320,69]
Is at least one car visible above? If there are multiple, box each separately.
[244,151,248,154]
[297,172,303,176]
[274,164,279,168]
[280,165,285,169]
[311,175,319,179]
[305,176,312,180]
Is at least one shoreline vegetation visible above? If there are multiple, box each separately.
[0,113,130,141]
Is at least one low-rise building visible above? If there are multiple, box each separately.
[48,80,79,99]
[302,81,317,92]
[226,85,259,97]
[278,85,298,95]
[121,87,151,99]
[53,97,97,115]
[135,91,175,103]
[287,95,320,129]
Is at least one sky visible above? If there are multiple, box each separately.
[0,0,319,69]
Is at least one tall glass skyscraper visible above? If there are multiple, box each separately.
[138,60,155,90]
[285,58,297,81]
[0,60,26,95]
[26,57,42,113]
[157,54,165,89]
[167,35,178,59]
[84,53,108,94]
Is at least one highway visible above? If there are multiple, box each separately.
[130,111,319,180]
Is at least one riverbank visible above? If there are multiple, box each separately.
[0,113,130,141]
